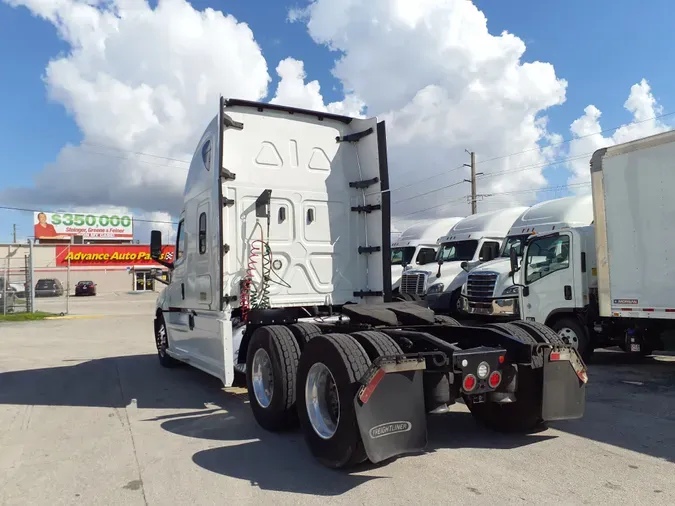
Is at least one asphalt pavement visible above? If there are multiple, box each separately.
[1,312,674,505]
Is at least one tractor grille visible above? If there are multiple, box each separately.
[466,271,498,299]
[400,272,427,295]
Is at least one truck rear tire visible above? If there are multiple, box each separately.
[465,322,543,432]
[487,322,538,345]
[288,322,322,350]
[434,315,461,326]
[246,325,301,432]
[464,366,543,433]
[510,320,567,346]
[296,333,371,468]
[350,331,403,360]
[549,317,592,361]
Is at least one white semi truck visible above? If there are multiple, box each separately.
[148,98,587,469]
[391,218,463,294]
[401,207,527,313]
[461,195,594,320]
[509,130,675,360]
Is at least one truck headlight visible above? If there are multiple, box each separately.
[427,283,444,294]
[501,285,519,296]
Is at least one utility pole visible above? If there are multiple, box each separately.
[13,224,16,243]
[463,150,482,214]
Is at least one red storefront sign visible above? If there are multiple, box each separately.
[55,245,175,266]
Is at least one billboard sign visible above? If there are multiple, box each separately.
[34,211,134,240]
[55,245,175,266]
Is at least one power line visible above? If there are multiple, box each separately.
[398,181,591,219]
[388,164,466,194]
[79,146,190,171]
[477,152,593,180]
[0,205,178,225]
[81,141,192,165]
[398,151,594,205]
[388,109,674,199]
[474,110,675,167]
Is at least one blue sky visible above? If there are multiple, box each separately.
[0,0,673,241]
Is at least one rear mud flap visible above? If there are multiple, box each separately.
[354,365,427,464]
[541,347,587,421]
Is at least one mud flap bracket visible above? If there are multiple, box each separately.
[354,358,428,464]
[541,347,587,421]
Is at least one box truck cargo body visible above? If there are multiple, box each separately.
[515,130,675,359]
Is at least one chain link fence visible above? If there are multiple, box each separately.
[1,243,32,315]
[1,242,72,316]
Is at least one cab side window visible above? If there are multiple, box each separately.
[175,220,186,262]
[525,235,570,283]
[198,213,207,255]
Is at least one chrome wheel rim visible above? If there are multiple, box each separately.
[252,348,274,408]
[157,323,168,356]
[305,362,340,439]
[558,327,579,349]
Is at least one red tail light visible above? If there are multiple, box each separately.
[488,371,502,389]
[463,374,477,392]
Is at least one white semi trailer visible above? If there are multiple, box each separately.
[511,130,675,360]
[461,195,594,320]
[148,98,587,469]
[391,218,463,294]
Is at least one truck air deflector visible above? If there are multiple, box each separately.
[223,98,354,124]
[336,127,374,143]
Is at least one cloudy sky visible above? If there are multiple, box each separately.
[1,0,673,240]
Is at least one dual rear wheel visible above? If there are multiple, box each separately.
[245,324,402,468]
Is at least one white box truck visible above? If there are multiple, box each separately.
[401,207,527,313]
[511,130,675,360]
[461,195,594,320]
[148,97,587,469]
[391,218,464,295]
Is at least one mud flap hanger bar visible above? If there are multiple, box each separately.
[357,353,441,404]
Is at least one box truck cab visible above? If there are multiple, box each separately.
[402,207,527,313]
[391,218,463,293]
[460,195,594,319]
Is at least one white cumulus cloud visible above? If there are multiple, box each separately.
[289,0,569,219]
[566,79,671,188]
[1,0,321,220]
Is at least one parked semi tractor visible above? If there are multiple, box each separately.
[401,207,527,313]
[461,195,594,321]
[149,98,587,470]
[510,130,675,360]
[391,218,463,294]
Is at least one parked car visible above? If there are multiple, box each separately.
[0,277,18,313]
[35,278,64,297]
[9,283,26,298]
[75,280,97,296]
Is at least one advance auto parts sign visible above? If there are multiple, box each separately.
[55,245,175,266]
[34,211,133,240]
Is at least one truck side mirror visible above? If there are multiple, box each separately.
[509,246,519,275]
[460,261,470,273]
[150,230,163,260]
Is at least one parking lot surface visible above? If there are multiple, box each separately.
[1,311,675,505]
